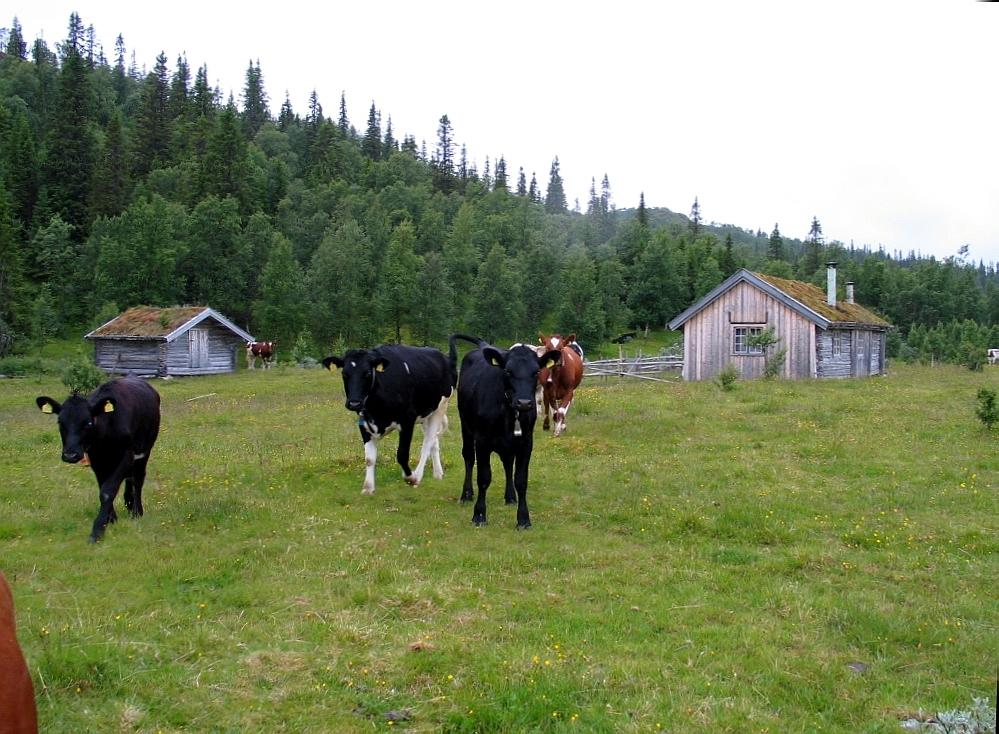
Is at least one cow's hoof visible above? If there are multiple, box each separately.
[88,535,100,544]
[517,522,532,531]
[459,494,473,504]
[361,487,375,496]
[473,517,487,527]
[404,476,420,487]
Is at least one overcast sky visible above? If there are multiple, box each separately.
[10,1,999,263]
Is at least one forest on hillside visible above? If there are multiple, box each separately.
[1,13,997,364]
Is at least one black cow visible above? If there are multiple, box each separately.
[449,334,561,529]
[322,344,456,494]
[36,377,161,542]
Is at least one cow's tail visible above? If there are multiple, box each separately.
[448,333,488,382]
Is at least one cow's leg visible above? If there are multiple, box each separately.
[513,444,533,529]
[412,399,448,484]
[361,433,380,495]
[542,388,553,431]
[460,428,475,503]
[397,420,419,485]
[553,389,574,437]
[128,458,148,517]
[472,444,492,526]
[247,349,254,369]
[91,462,129,542]
[430,411,448,480]
[501,452,516,505]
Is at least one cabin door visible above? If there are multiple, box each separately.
[189,328,209,368]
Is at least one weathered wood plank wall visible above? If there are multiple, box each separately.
[681,281,814,381]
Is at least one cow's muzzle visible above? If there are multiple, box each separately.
[345,399,363,412]
[62,450,84,464]
[514,398,533,412]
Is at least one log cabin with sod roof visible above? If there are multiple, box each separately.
[85,306,254,377]
[667,264,892,381]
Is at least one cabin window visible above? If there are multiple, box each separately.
[831,331,846,356]
[733,326,764,355]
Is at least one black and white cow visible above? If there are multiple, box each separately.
[449,334,561,529]
[322,344,456,494]
[36,377,161,542]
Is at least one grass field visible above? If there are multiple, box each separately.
[0,361,995,733]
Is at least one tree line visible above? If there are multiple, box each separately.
[1,14,997,364]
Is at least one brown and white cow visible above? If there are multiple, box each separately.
[0,571,38,734]
[246,341,275,369]
[537,333,584,437]
[988,348,999,365]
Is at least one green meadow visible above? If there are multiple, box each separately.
[0,362,995,733]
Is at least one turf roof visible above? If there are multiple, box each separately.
[87,306,208,338]
[754,272,890,326]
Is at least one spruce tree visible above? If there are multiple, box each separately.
[90,112,129,219]
[193,64,217,117]
[361,102,382,160]
[768,223,784,261]
[241,60,269,138]
[133,52,170,176]
[637,192,648,228]
[516,167,527,196]
[338,91,349,134]
[689,196,702,239]
[434,114,455,192]
[544,157,567,213]
[41,15,95,241]
[278,92,294,130]
[6,17,27,60]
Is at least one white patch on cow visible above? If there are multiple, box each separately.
[403,361,410,374]
[132,452,146,460]
[350,361,356,367]
[553,398,573,437]
[411,394,451,484]
[550,336,561,349]
[362,438,379,494]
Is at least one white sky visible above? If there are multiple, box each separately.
[11,1,999,263]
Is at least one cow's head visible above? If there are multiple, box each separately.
[322,349,389,413]
[36,394,116,463]
[483,345,561,412]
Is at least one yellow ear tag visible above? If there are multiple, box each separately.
[41,403,53,414]
[545,358,556,369]
[375,363,385,372]
[104,402,115,413]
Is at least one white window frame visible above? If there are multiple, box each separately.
[733,325,765,355]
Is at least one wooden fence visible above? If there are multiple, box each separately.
[584,352,683,383]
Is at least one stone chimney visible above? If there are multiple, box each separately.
[846,282,855,305]
[826,262,837,307]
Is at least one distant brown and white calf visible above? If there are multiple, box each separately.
[246,341,275,369]
[988,348,999,365]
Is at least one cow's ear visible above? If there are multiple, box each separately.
[540,350,562,370]
[93,398,116,415]
[565,333,576,344]
[36,396,61,414]
[372,357,389,373]
[322,356,344,372]
[482,346,505,368]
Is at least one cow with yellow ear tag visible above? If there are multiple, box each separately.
[322,344,456,495]
[36,376,160,542]
[449,334,561,529]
